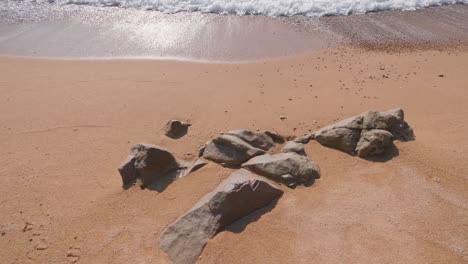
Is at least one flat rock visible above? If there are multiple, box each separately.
[202,134,266,166]
[224,129,275,151]
[159,169,283,264]
[282,141,306,156]
[164,120,191,139]
[177,158,208,178]
[242,152,320,188]
[118,144,181,188]
[356,129,393,157]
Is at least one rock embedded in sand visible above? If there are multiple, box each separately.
[164,120,191,139]
[242,152,320,188]
[282,141,307,156]
[159,169,283,264]
[118,144,187,188]
[356,129,393,157]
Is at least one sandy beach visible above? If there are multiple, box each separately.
[1,1,468,263]
[1,44,468,263]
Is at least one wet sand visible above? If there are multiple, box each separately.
[1,4,468,61]
[1,45,468,263]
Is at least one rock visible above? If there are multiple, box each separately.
[282,141,306,156]
[356,129,393,157]
[118,144,181,188]
[315,127,361,154]
[224,129,275,151]
[159,169,283,264]
[164,120,191,139]
[293,133,315,144]
[264,130,286,144]
[177,158,209,178]
[314,109,414,155]
[202,134,266,166]
[242,152,320,188]
[313,115,363,154]
[362,108,414,141]
[279,115,287,120]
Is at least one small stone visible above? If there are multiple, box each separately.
[280,115,287,120]
[164,120,191,139]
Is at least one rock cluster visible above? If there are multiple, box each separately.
[116,109,413,264]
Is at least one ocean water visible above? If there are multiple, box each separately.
[3,0,468,17]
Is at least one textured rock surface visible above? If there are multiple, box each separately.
[314,108,413,156]
[293,133,315,144]
[118,144,180,188]
[282,141,307,156]
[242,153,320,187]
[264,130,286,144]
[159,169,283,264]
[224,129,275,151]
[164,120,191,139]
[176,158,209,178]
[356,129,393,157]
[315,127,361,154]
[202,134,266,166]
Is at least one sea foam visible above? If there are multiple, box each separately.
[64,0,467,16]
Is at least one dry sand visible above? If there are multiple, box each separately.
[1,45,468,264]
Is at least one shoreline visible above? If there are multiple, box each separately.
[1,4,468,61]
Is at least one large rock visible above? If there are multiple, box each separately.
[202,134,266,166]
[362,108,413,140]
[356,129,393,157]
[224,129,275,151]
[242,152,320,188]
[118,144,181,188]
[264,130,286,144]
[159,169,283,264]
[282,141,306,156]
[313,108,413,156]
[164,120,191,139]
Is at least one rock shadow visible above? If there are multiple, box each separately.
[145,170,178,193]
[166,129,188,139]
[361,143,400,163]
[223,198,280,234]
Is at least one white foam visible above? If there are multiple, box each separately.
[63,0,467,16]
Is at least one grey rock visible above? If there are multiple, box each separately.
[177,158,209,178]
[362,108,414,141]
[314,127,361,154]
[282,141,306,156]
[164,120,191,139]
[242,152,320,188]
[264,130,286,144]
[356,129,393,157]
[118,144,180,188]
[159,169,283,264]
[293,133,315,144]
[202,134,266,166]
[224,129,275,151]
